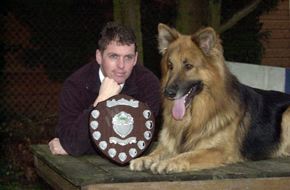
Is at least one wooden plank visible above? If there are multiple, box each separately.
[34,156,79,190]
[82,177,290,190]
[262,39,290,48]
[262,20,290,29]
[262,58,290,67]
[241,159,290,178]
[267,30,290,39]
[263,49,290,58]
[277,0,290,10]
[31,145,290,189]
[260,10,290,20]
[31,145,113,186]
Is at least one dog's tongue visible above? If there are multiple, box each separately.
[172,95,186,120]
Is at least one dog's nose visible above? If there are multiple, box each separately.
[164,87,177,98]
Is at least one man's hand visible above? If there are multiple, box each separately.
[48,138,68,155]
[93,77,121,106]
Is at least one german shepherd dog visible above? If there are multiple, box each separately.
[130,23,290,174]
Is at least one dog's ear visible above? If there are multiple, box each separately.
[192,27,217,56]
[158,23,179,55]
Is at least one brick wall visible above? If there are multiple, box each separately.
[260,0,290,67]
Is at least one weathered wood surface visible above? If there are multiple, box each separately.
[31,144,290,190]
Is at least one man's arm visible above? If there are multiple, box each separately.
[51,77,121,156]
[49,138,68,155]
[55,80,95,156]
[93,77,121,106]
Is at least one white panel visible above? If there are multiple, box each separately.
[226,61,285,92]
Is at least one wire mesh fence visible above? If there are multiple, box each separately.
[1,0,175,184]
[1,0,113,184]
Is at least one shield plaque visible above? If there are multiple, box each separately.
[89,94,155,165]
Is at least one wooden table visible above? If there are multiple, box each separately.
[31,144,290,190]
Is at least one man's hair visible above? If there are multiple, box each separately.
[98,22,137,52]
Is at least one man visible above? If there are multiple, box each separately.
[49,22,161,156]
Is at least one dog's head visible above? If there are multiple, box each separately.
[158,23,224,120]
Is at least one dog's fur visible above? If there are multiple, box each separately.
[130,23,290,174]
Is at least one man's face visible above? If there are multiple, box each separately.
[96,41,138,84]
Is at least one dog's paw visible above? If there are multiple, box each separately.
[129,156,156,171]
[150,160,188,174]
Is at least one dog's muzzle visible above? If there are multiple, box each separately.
[164,81,203,100]
[164,83,179,99]
[165,81,203,120]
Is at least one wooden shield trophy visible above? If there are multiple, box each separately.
[89,94,155,165]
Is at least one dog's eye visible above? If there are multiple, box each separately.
[184,64,193,70]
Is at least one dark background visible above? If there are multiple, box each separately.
[0,0,283,188]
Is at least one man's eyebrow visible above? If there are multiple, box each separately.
[107,52,119,55]
[125,54,135,57]
[107,52,135,56]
